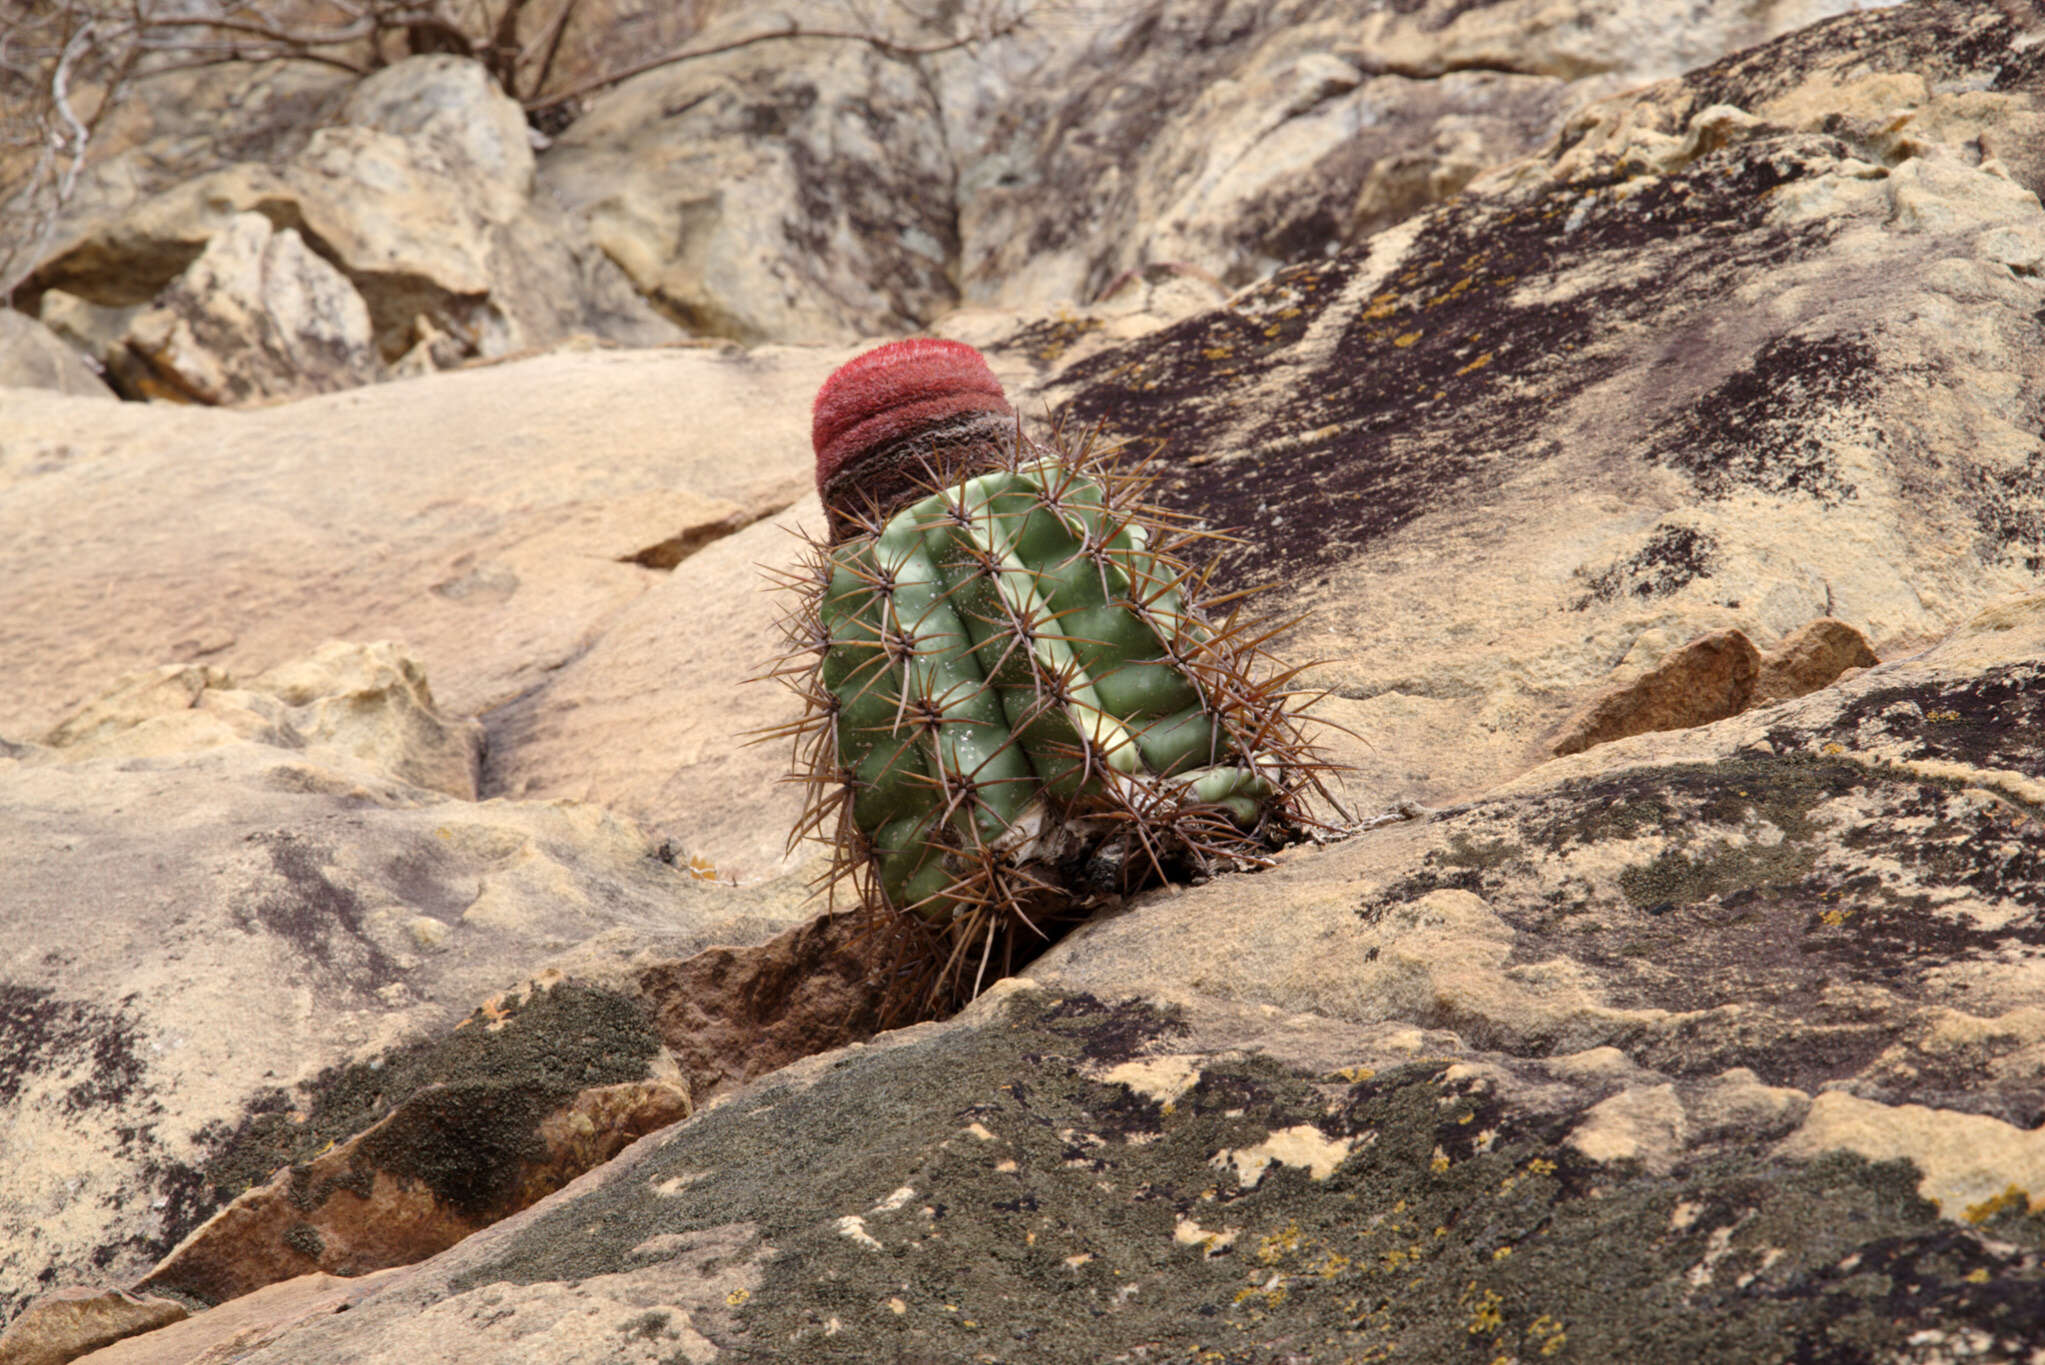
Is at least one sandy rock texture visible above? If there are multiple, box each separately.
[0,344,831,745]
[118,587,2042,1362]
[0,642,813,1321]
[0,312,114,398]
[8,1,2045,1361]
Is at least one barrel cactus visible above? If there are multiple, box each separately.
[768,339,1335,1003]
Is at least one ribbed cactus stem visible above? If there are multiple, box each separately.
[769,338,1333,1003]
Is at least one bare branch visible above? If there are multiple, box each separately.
[524,6,1031,116]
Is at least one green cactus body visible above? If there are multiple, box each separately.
[814,457,1278,919]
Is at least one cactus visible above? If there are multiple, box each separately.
[767,339,1335,1006]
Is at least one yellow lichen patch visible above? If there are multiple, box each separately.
[1393,331,1423,348]
[1530,1314,1568,1356]
[1819,908,1850,927]
[1362,294,1400,320]
[1456,352,1494,376]
[1963,1184,2039,1224]
[687,853,718,881]
[1258,1221,1305,1265]
[1465,1285,1505,1334]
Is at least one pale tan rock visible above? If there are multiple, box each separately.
[72,1269,404,1365]
[481,499,823,880]
[1779,1092,2045,1220]
[1550,629,1762,756]
[36,645,483,800]
[0,346,833,743]
[0,311,112,398]
[542,28,957,343]
[0,1288,185,1365]
[1033,582,2045,1119]
[339,56,536,224]
[111,213,378,405]
[1751,616,1880,704]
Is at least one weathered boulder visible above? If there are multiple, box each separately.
[108,212,379,404]
[123,584,2044,1363]
[24,57,681,397]
[11,4,2045,1360]
[1753,614,1880,704]
[541,0,1887,345]
[0,311,114,398]
[1551,627,1763,755]
[1036,0,2045,812]
[40,644,484,800]
[539,27,961,343]
[0,1288,185,1365]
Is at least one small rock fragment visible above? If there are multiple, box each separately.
[1552,629,1761,756]
[0,1287,187,1365]
[1752,617,1879,704]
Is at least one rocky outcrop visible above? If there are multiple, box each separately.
[1040,0,2045,811]
[541,0,1887,345]
[0,642,815,1322]
[0,1288,185,1365]
[8,2,2045,1360]
[80,585,2035,1363]
[14,0,1895,387]
[0,344,830,761]
[25,57,682,400]
[107,213,379,404]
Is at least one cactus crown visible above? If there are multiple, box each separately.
[812,338,1015,540]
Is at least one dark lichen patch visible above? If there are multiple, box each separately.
[1775,667,2045,783]
[282,1222,324,1261]
[1571,524,1720,609]
[1644,332,1871,505]
[1355,751,2045,1109]
[0,984,148,1115]
[1678,4,2026,141]
[181,980,660,1242]
[440,992,2045,1362]
[992,312,1106,367]
[1055,130,1847,590]
[1358,833,1534,923]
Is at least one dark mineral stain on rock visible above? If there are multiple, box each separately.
[1349,721,2045,1121]
[0,984,148,1115]
[235,831,397,984]
[1055,129,1844,589]
[1645,332,1870,505]
[1572,524,1720,609]
[440,992,2045,1362]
